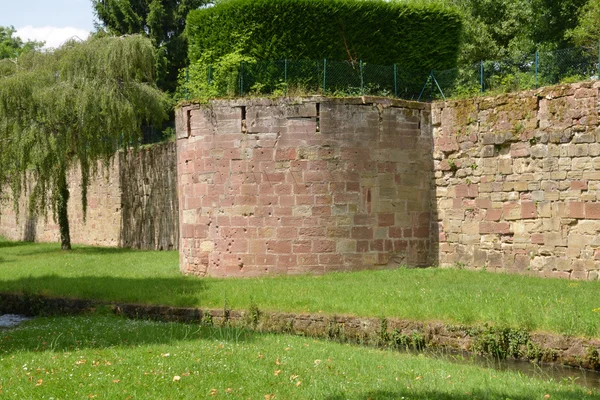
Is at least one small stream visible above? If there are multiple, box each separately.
[1,314,599,390]
[0,314,31,328]
[418,347,600,391]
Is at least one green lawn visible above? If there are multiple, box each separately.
[1,239,600,337]
[0,315,596,399]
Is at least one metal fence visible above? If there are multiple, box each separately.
[187,45,600,102]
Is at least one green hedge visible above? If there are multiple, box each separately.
[186,0,462,72]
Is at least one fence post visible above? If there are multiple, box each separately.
[393,64,398,98]
[360,60,364,96]
[208,64,212,86]
[480,61,484,93]
[284,59,288,96]
[535,50,539,89]
[323,59,327,94]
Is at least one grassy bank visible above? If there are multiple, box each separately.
[1,239,600,337]
[0,315,597,399]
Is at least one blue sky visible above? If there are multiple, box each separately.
[0,0,95,48]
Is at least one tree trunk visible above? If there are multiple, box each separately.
[57,168,71,250]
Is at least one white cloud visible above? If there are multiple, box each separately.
[15,26,90,49]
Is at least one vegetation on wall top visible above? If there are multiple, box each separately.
[186,0,462,72]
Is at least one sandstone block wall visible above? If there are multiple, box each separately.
[176,97,434,277]
[0,142,179,250]
[433,81,600,280]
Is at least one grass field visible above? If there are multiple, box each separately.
[1,239,600,338]
[0,314,597,399]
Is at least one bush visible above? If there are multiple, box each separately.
[186,0,462,73]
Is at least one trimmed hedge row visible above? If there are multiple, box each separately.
[186,0,463,72]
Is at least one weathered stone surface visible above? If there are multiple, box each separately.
[434,83,600,280]
[176,98,433,277]
[0,142,178,250]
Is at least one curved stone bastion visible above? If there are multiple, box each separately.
[175,97,434,277]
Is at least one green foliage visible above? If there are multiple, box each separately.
[177,44,256,101]
[0,36,169,249]
[92,0,211,92]
[471,324,531,360]
[442,0,588,66]
[567,0,600,49]
[390,329,426,350]
[0,25,43,60]
[186,0,462,72]
[0,26,44,78]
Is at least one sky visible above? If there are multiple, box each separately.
[0,0,95,48]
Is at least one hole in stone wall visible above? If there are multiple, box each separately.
[186,109,192,136]
[316,103,320,133]
[241,106,247,133]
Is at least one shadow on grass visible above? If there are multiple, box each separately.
[0,240,38,249]
[2,242,159,257]
[0,315,255,356]
[0,275,207,308]
[327,389,591,400]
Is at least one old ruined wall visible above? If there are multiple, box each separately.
[433,81,600,280]
[0,142,178,250]
[0,161,122,246]
[176,97,434,277]
[119,143,179,250]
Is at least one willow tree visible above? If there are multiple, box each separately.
[0,35,169,249]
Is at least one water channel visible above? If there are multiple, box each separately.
[1,314,599,390]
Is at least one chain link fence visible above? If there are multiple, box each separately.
[186,45,600,102]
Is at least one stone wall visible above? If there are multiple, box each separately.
[119,144,179,250]
[0,142,179,250]
[433,81,600,280]
[176,97,434,277]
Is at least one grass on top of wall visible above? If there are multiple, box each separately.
[1,238,600,338]
[0,314,597,399]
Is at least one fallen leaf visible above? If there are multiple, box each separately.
[226,388,233,393]
[35,379,43,387]
[172,376,181,382]
[75,360,87,365]
[210,389,217,396]
[544,395,550,399]
[275,358,281,365]
[290,374,299,381]
[314,359,321,366]
[264,394,275,400]
[161,353,170,358]
[274,370,282,376]
[285,347,290,351]
[415,376,422,380]
[112,380,120,384]
[296,381,302,387]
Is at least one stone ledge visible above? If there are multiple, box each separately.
[1,292,598,371]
